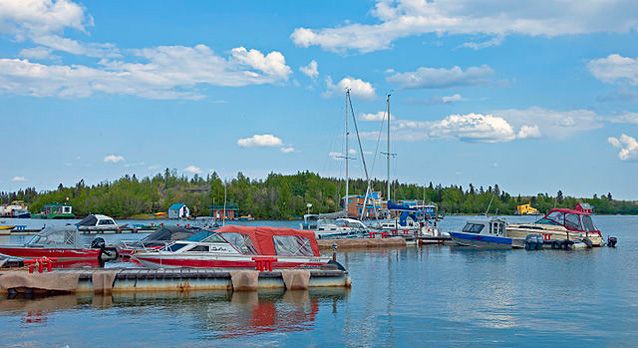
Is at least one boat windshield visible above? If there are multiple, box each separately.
[77,215,98,226]
[218,232,258,255]
[273,235,314,256]
[28,227,78,247]
[564,213,583,231]
[582,215,597,232]
[199,233,228,243]
[462,223,484,234]
[166,243,189,252]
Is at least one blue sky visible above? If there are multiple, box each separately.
[1,0,637,198]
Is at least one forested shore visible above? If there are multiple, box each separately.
[2,170,637,219]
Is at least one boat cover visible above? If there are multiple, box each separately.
[27,226,82,248]
[216,225,321,257]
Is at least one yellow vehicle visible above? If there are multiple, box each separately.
[516,203,539,215]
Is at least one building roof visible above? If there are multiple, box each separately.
[168,203,186,210]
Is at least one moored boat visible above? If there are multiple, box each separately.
[133,225,337,269]
[0,226,117,267]
[76,214,119,232]
[449,218,513,249]
[117,225,212,258]
[506,206,604,246]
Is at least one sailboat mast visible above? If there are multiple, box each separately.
[344,89,350,213]
[386,94,391,202]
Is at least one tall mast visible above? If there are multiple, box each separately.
[386,94,391,202]
[344,89,350,213]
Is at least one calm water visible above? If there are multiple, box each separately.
[0,215,636,347]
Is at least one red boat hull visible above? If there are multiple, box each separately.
[0,247,101,268]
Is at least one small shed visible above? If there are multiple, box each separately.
[168,203,190,219]
[576,203,594,214]
[210,204,239,220]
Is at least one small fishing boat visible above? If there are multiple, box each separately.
[0,226,117,267]
[506,205,604,246]
[133,225,336,269]
[449,218,513,249]
[0,225,15,231]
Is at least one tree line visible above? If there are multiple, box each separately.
[1,169,637,219]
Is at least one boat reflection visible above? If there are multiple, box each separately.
[0,288,349,336]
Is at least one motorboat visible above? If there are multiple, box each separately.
[117,225,212,258]
[133,225,338,269]
[76,214,119,232]
[0,226,117,267]
[314,218,369,239]
[506,206,604,246]
[449,218,514,249]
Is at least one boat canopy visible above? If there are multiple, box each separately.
[76,214,116,227]
[215,225,321,257]
[535,208,598,233]
[27,226,82,248]
[141,225,202,242]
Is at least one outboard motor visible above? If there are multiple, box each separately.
[91,237,118,266]
[524,234,543,251]
[582,237,593,249]
[91,237,106,249]
[607,236,618,248]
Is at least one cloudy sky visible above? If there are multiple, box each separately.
[1,0,637,198]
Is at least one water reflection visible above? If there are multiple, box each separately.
[0,289,349,338]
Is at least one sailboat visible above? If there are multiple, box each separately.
[366,95,441,239]
[300,89,369,239]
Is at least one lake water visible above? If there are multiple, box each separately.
[0,215,636,346]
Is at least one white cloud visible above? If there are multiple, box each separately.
[325,76,376,99]
[299,60,319,78]
[280,146,295,153]
[387,65,493,89]
[609,112,638,124]
[517,125,542,139]
[0,0,88,38]
[494,107,602,138]
[608,134,638,161]
[103,154,124,163]
[183,165,202,174]
[394,113,518,143]
[441,94,463,103]
[0,45,292,99]
[237,134,284,147]
[230,47,291,80]
[0,0,120,58]
[291,0,638,53]
[360,111,391,122]
[460,35,505,50]
[18,46,55,60]
[11,176,26,182]
[588,54,638,85]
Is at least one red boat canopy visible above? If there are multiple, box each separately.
[216,225,321,257]
[536,207,599,233]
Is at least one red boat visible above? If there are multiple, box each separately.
[0,226,117,268]
[133,225,339,269]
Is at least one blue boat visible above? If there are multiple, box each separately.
[449,219,514,249]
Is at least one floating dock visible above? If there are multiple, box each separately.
[0,268,351,295]
[318,237,406,250]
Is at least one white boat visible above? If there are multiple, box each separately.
[76,214,119,232]
[506,206,604,247]
[134,225,337,269]
[314,218,369,239]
